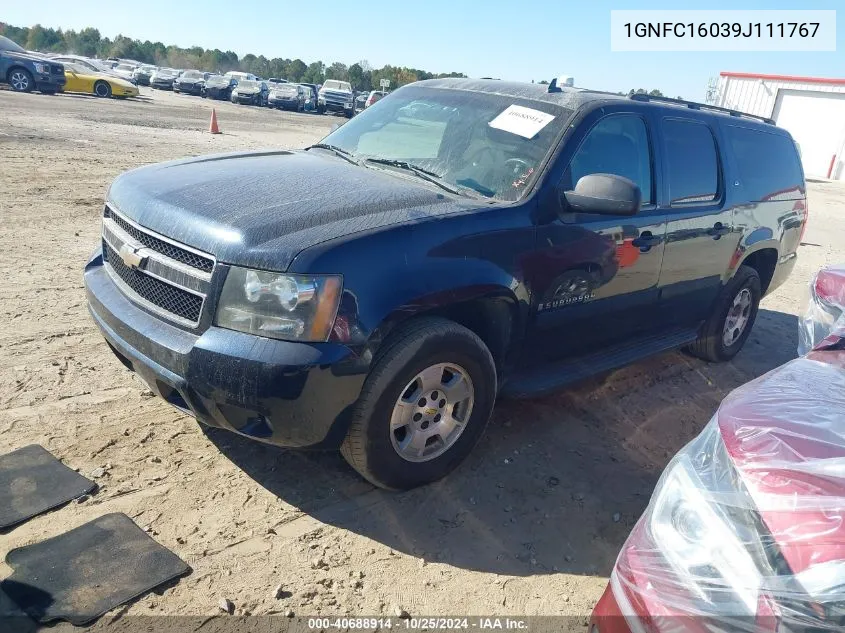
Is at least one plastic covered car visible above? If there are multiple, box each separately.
[592,264,845,633]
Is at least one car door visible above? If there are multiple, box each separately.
[655,117,740,327]
[63,68,88,94]
[524,110,668,364]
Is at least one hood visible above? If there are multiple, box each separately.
[272,88,297,96]
[235,86,259,94]
[3,50,55,63]
[717,349,845,576]
[106,149,472,271]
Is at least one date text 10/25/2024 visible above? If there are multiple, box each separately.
[307,618,529,630]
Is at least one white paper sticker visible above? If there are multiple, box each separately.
[488,105,555,139]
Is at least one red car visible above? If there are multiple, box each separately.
[592,265,845,633]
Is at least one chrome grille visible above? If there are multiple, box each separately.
[101,206,215,327]
[103,243,203,322]
[105,206,214,272]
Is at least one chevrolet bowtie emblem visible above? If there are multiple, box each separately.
[118,243,147,269]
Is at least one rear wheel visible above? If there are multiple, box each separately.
[687,265,761,362]
[341,317,497,490]
[8,68,33,92]
[94,81,112,98]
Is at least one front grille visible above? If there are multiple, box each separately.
[105,207,214,273]
[103,242,203,323]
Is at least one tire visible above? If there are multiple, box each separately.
[8,68,34,93]
[687,265,761,362]
[341,317,497,490]
[94,81,112,98]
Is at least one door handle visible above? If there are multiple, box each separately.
[707,223,731,239]
[631,231,662,252]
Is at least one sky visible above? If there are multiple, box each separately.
[4,0,843,101]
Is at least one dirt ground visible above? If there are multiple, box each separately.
[1,85,844,629]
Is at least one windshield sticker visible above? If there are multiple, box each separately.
[488,105,555,139]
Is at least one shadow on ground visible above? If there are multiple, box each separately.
[207,309,798,578]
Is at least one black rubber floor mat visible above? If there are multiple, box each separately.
[0,444,95,530]
[1,513,190,624]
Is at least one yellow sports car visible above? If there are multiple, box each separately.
[62,62,139,98]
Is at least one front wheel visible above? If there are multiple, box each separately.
[687,265,761,362]
[8,68,34,92]
[341,317,496,490]
[94,80,112,98]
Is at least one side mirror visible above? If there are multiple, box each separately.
[562,173,641,216]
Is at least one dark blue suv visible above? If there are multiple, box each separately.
[0,35,65,94]
[84,79,806,490]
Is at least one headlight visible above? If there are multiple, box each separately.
[34,62,50,73]
[215,267,342,342]
[649,450,763,614]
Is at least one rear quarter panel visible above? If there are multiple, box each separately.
[717,121,806,285]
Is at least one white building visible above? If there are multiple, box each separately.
[709,71,845,181]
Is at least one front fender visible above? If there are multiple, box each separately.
[289,206,534,362]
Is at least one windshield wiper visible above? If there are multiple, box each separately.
[363,158,463,195]
[306,143,360,166]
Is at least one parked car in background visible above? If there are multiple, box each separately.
[267,77,288,86]
[0,35,66,94]
[354,91,367,113]
[150,68,180,90]
[51,55,119,77]
[62,61,139,98]
[230,79,268,106]
[300,83,318,111]
[317,79,354,117]
[363,90,387,109]
[111,63,139,84]
[132,65,158,86]
[268,82,305,111]
[224,70,258,83]
[592,265,845,633]
[174,70,208,95]
[82,79,806,490]
[203,74,236,100]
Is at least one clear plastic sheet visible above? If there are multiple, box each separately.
[799,265,845,355]
[611,348,845,631]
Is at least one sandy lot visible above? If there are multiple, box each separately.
[1,85,844,629]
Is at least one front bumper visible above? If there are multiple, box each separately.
[235,93,260,104]
[321,100,353,113]
[83,248,365,448]
[269,97,299,109]
[206,87,231,99]
[176,83,204,95]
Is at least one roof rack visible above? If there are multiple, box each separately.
[628,93,774,125]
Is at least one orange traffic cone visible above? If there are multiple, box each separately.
[209,108,221,134]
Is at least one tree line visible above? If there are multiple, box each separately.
[0,22,467,91]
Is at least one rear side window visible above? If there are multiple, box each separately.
[664,119,720,205]
[565,114,653,204]
[723,125,804,202]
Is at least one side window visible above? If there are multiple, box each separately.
[663,119,720,205]
[723,125,804,202]
[565,115,653,204]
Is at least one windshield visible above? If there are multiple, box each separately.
[206,74,227,84]
[319,86,571,201]
[237,80,259,89]
[0,36,26,53]
[323,80,352,92]
[182,70,203,79]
